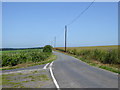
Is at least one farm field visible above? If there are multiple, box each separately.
[1,48,56,70]
[55,45,120,73]
[56,45,118,50]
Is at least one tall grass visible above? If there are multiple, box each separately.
[55,46,119,65]
[2,49,52,67]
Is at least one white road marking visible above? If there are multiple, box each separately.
[49,61,60,90]
[49,61,54,67]
[72,56,118,75]
[43,63,49,69]
[2,68,43,75]
[2,62,52,75]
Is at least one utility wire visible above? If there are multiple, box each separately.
[67,0,95,26]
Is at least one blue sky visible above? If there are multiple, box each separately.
[2,2,118,48]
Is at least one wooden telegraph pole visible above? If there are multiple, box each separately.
[65,25,67,52]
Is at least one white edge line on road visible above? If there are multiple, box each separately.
[43,63,49,69]
[49,61,54,67]
[49,61,60,90]
[71,56,118,75]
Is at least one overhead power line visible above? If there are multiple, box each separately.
[67,0,95,26]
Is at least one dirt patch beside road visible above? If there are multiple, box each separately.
[2,69,55,88]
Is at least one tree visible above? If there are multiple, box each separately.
[43,45,52,53]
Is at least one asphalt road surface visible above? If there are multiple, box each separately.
[52,51,118,88]
[2,64,45,74]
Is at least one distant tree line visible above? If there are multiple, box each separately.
[1,47,43,51]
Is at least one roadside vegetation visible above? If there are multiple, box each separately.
[2,70,52,88]
[55,45,120,74]
[1,45,56,70]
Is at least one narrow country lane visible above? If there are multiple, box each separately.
[52,51,118,88]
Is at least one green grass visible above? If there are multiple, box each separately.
[55,45,120,74]
[2,74,23,87]
[2,49,43,53]
[32,70,38,74]
[24,74,49,81]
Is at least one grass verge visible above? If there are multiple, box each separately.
[55,49,119,74]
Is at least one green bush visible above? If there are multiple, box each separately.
[43,45,52,53]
